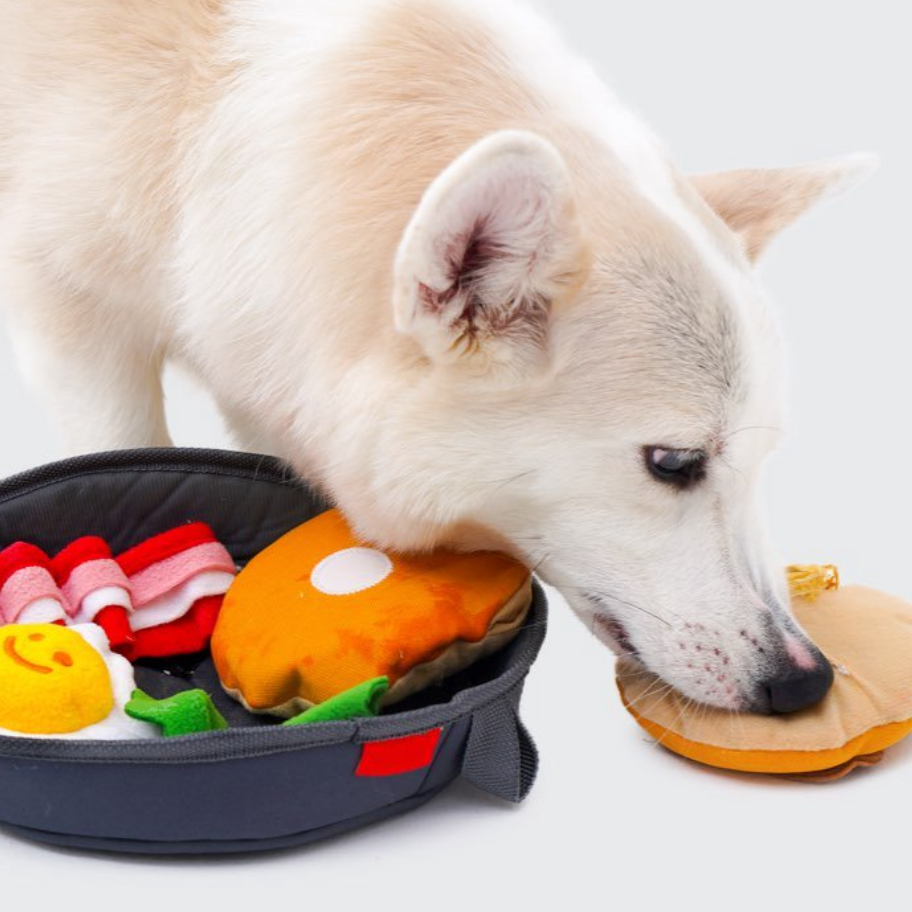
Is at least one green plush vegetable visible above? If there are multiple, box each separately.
[125,688,228,737]
[125,676,388,737]
[283,676,389,726]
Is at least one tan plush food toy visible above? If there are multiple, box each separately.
[212,509,532,717]
[617,567,912,780]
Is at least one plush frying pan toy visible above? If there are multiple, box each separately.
[212,509,532,717]
[617,566,912,781]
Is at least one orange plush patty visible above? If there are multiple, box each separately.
[212,509,532,716]
[616,584,912,779]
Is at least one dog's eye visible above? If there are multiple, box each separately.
[644,446,707,489]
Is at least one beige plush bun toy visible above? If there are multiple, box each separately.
[617,566,912,781]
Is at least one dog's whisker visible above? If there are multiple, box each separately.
[653,693,696,749]
[625,690,677,717]
[625,678,676,710]
[599,591,681,627]
[717,452,748,485]
[723,424,784,441]
[475,470,538,515]
[528,551,551,577]
[622,677,673,705]
[616,666,657,677]
[585,588,679,628]
[587,607,597,639]
[555,583,678,627]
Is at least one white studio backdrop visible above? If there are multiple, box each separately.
[0,1,908,909]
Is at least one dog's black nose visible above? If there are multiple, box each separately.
[762,661,834,713]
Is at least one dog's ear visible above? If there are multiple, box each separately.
[691,154,878,262]
[393,130,588,381]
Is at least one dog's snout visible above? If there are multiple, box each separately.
[760,660,834,714]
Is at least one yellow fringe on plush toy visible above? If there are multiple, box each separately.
[787,564,840,601]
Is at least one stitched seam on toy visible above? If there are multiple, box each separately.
[0,727,359,764]
[414,724,452,792]
[6,787,445,848]
[381,580,532,706]
[0,467,310,510]
[353,677,528,743]
[0,447,289,489]
[0,446,316,504]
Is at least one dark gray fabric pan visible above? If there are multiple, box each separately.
[0,449,546,854]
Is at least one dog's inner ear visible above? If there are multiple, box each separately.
[691,155,877,262]
[394,130,588,380]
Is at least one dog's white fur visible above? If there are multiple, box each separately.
[0,0,875,710]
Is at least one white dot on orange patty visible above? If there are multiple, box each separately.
[310,547,394,596]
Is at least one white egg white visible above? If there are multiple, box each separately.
[0,623,158,740]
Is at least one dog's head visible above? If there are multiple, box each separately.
[347,130,874,714]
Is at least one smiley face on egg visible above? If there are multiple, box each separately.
[0,624,155,739]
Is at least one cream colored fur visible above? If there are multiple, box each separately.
[0,0,875,711]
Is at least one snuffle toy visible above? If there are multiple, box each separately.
[616,565,912,781]
[0,509,533,740]
[0,523,236,660]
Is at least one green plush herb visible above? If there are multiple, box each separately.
[283,676,389,726]
[126,688,229,737]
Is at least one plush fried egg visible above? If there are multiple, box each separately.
[0,623,156,739]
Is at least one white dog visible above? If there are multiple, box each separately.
[0,0,874,713]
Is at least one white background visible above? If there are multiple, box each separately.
[0,1,909,909]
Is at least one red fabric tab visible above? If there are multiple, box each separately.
[356,728,442,777]
[94,605,135,649]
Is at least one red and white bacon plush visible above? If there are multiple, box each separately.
[115,523,236,661]
[52,537,135,649]
[0,524,235,661]
[0,543,71,625]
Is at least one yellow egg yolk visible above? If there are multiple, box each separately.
[0,624,114,734]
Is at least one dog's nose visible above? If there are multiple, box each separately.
[762,661,834,713]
